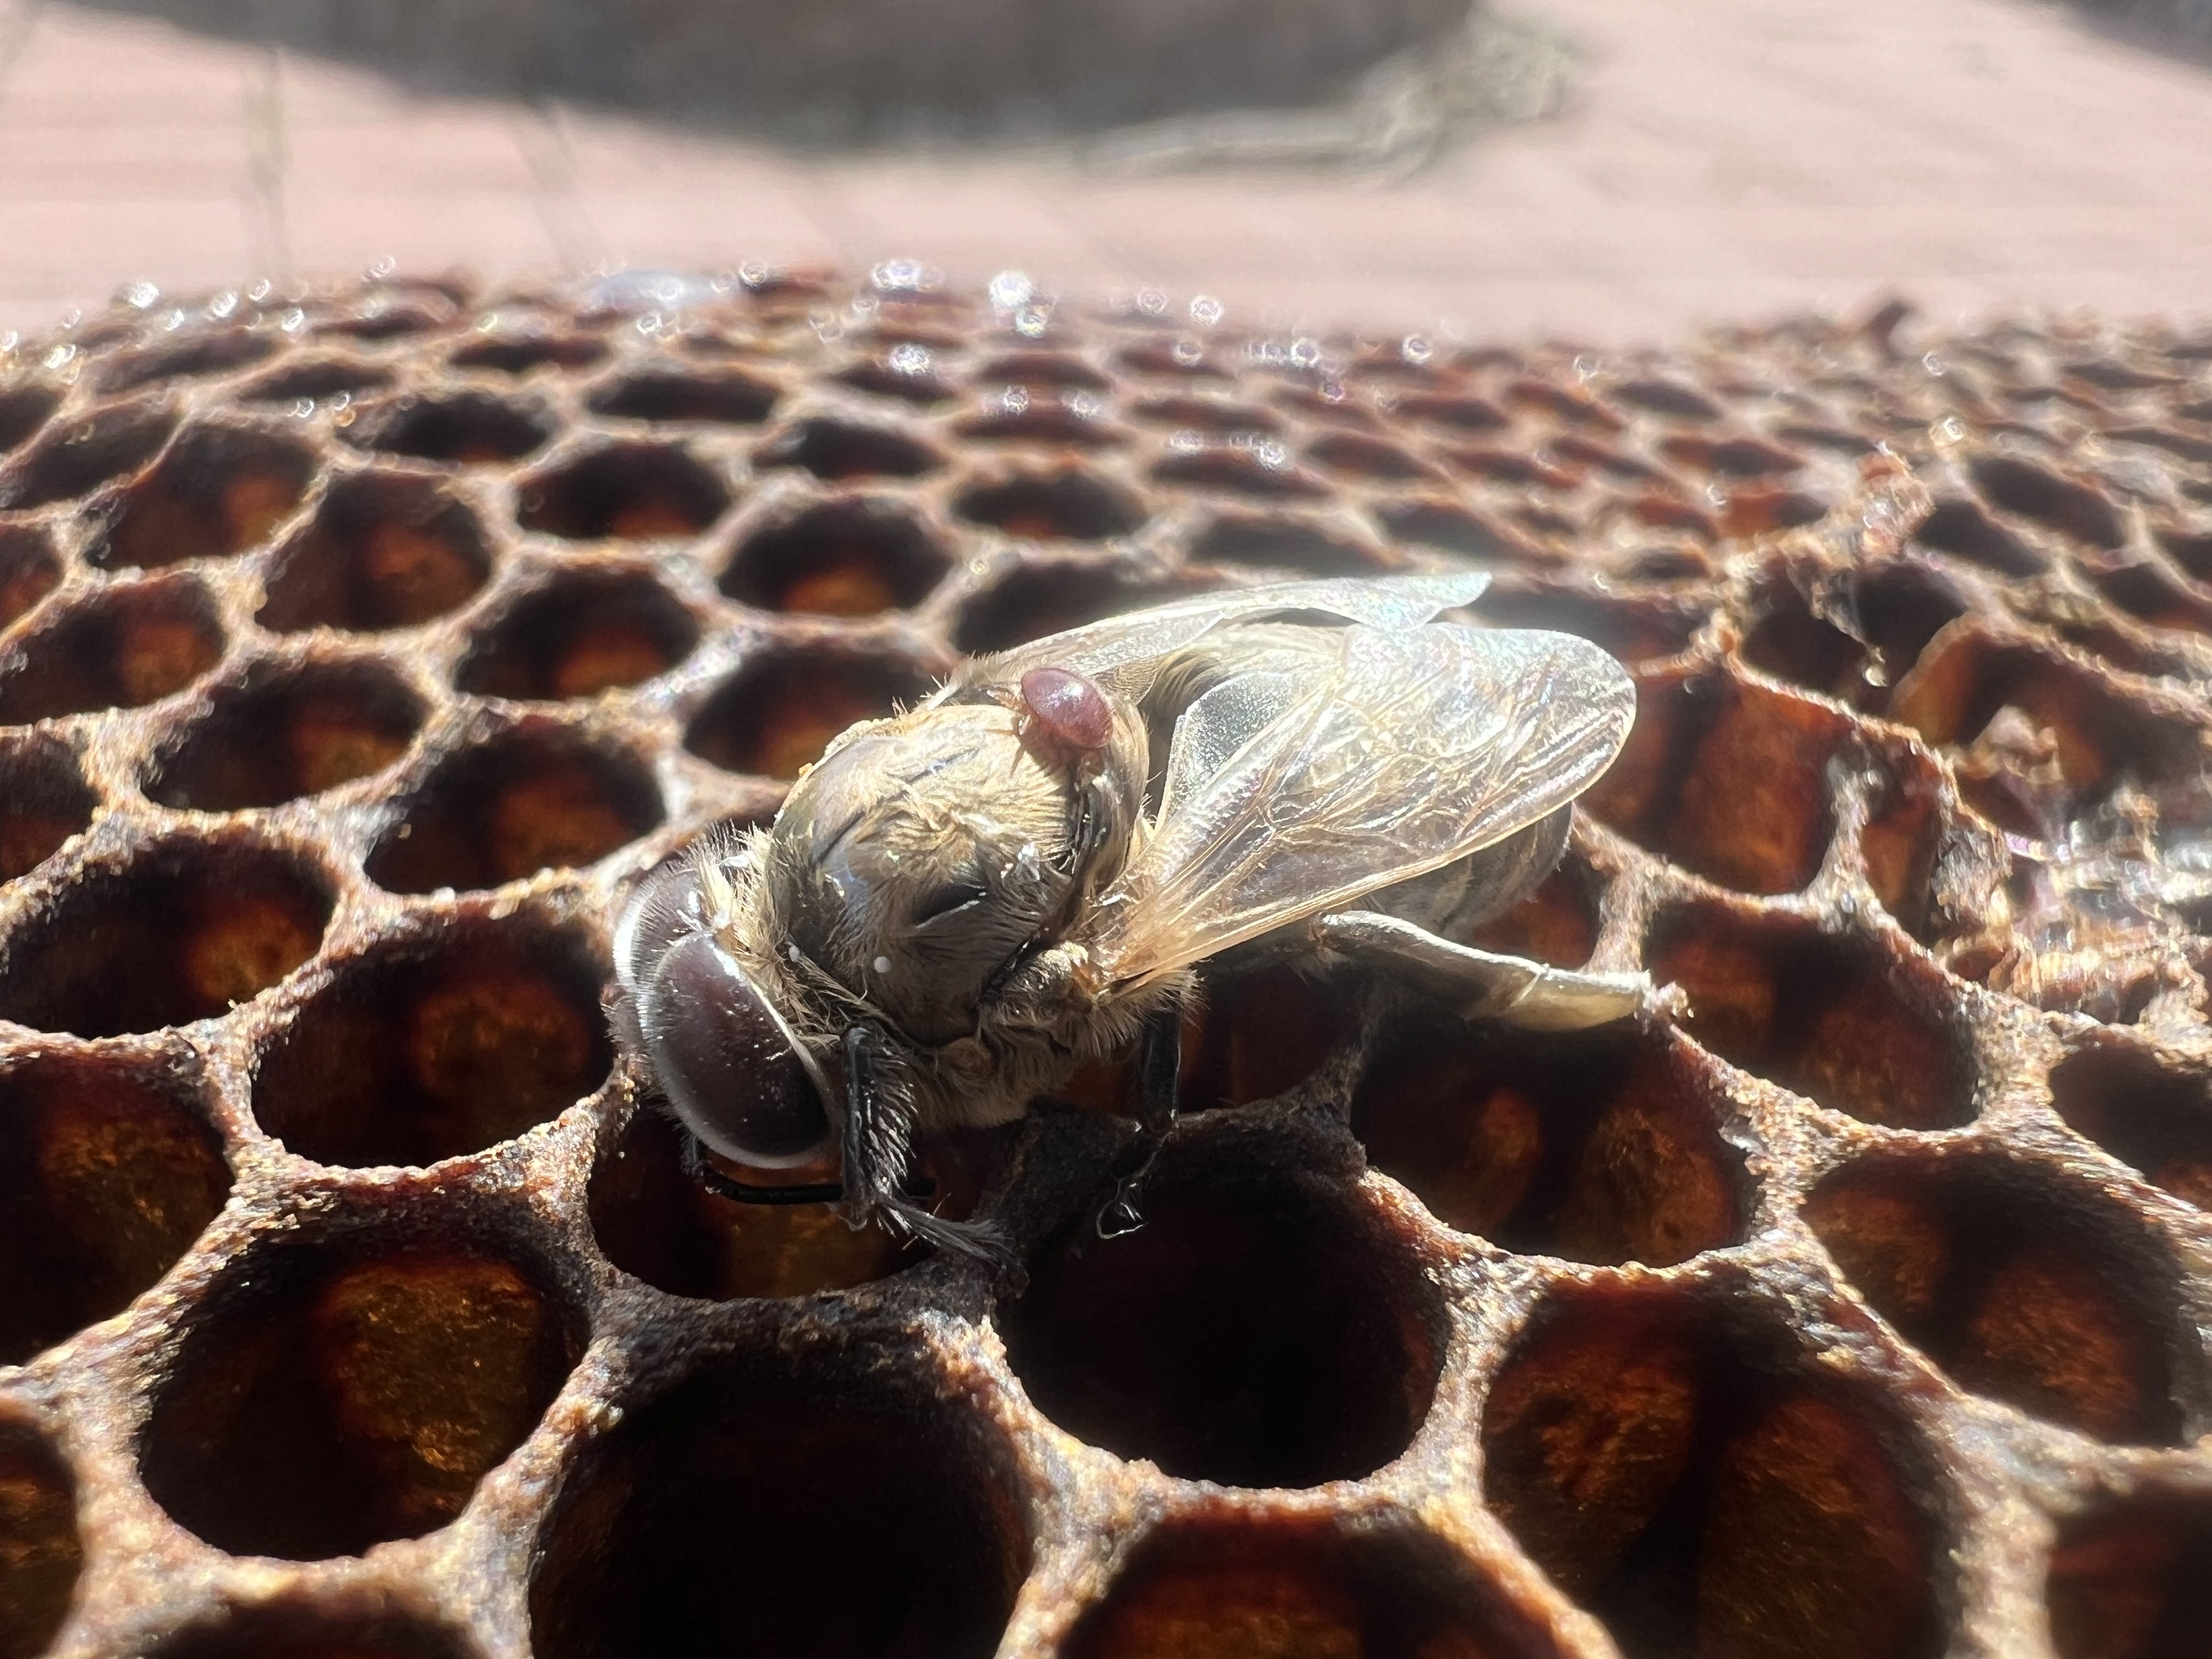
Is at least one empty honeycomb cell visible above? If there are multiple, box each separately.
[1353,1020,1745,1266]
[955,398,1125,449]
[1131,394,1282,434]
[2085,558,2212,635]
[585,366,778,425]
[954,564,1211,654]
[2046,1490,2212,1659]
[588,1101,923,1299]
[258,471,493,633]
[2157,524,2212,583]
[0,834,330,1037]
[685,648,933,779]
[1187,514,1381,576]
[2049,1043,2212,1207]
[140,1228,581,1559]
[1803,1152,2192,1443]
[0,732,94,880]
[1063,1514,1573,1659]
[0,1051,230,1363]
[1473,585,1705,667]
[365,725,662,893]
[450,331,607,376]
[0,1417,80,1659]
[1914,496,2048,575]
[88,422,317,570]
[1305,432,1437,482]
[93,329,278,396]
[1969,455,2125,550]
[456,569,698,699]
[1465,862,1602,972]
[1000,1154,1443,1488]
[1656,433,1804,478]
[516,442,730,540]
[252,912,608,1166]
[1611,379,1725,422]
[530,1352,1028,1659]
[1152,443,1330,500]
[1396,393,1511,435]
[1116,342,1230,381]
[753,416,944,481]
[720,497,949,615]
[0,572,225,725]
[837,354,958,406]
[237,356,395,404]
[2105,425,2212,464]
[342,391,554,465]
[144,655,424,811]
[0,398,179,510]
[149,1602,474,1659]
[1482,1285,1942,1659]
[1373,501,1537,561]
[1177,962,1358,1113]
[0,383,61,454]
[954,468,1147,540]
[1506,379,1624,432]
[0,524,61,628]
[1645,904,1974,1129]
[1716,485,1829,538]
[1583,673,1846,895]
[1738,561,1973,707]
[1443,448,1578,490]
[978,351,1113,391]
[1273,387,1381,431]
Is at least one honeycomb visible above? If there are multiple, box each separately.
[3,265,2211,1659]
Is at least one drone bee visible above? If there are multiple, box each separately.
[613,573,1654,1255]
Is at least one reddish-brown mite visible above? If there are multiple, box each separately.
[1018,665,1114,763]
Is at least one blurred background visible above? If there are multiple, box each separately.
[0,0,2208,340]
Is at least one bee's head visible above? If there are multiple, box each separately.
[612,847,835,1169]
[761,678,1146,1044]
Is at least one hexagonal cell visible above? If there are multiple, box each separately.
[0,573,225,724]
[1914,496,2047,575]
[92,328,278,395]
[719,498,949,616]
[139,1225,581,1558]
[149,1602,473,1659]
[1187,514,1383,577]
[1444,446,1579,489]
[516,442,730,540]
[753,417,944,481]
[1737,560,1971,706]
[456,569,698,700]
[836,353,958,406]
[1657,433,1804,478]
[1064,1514,1575,1659]
[589,1102,926,1299]
[1354,1018,1745,1266]
[531,1351,1027,1659]
[0,382,62,455]
[1306,432,1438,482]
[1969,454,2124,550]
[1612,377,1726,421]
[1131,398,1278,439]
[0,398,178,511]
[341,391,554,465]
[236,356,396,404]
[1395,393,1510,435]
[0,835,331,1037]
[1374,500,1539,561]
[1000,1151,1443,1488]
[1274,385,1382,429]
[1152,443,1330,500]
[143,656,424,811]
[449,330,607,376]
[685,650,933,780]
[1115,341,1231,381]
[2050,1043,2212,1209]
[1646,904,1974,1130]
[0,524,61,629]
[87,421,315,570]
[1177,962,1359,1114]
[1584,672,1849,895]
[1507,379,1625,432]
[0,1416,81,1659]
[0,733,94,882]
[1474,583,1707,667]
[953,398,1124,449]
[2046,1489,2212,1659]
[1483,1284,1942,1659]
[366,726,662,894]
[0,1051,230,1363]
[584,367,776,425]
[253,913,608,1167]
[258,471,492,633]
[953,564,1210,656]
[953,468,1147,540]
[976,351,1113,391]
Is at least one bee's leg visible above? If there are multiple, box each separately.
[1313,909,1675,1031]
[1097,1005,1182,1239]
[677,1132,845,1205]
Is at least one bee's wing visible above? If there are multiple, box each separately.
[947,572,1491,697]
[1078,623,1634,986]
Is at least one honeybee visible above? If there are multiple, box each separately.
[613,574,1656,1254]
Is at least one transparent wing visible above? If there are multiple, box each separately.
[946,572,1491,699]
[1078,623,1634,986]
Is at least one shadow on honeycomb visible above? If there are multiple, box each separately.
[2,268,2211,1659]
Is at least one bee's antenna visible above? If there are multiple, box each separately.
[841,1025,1015,1266]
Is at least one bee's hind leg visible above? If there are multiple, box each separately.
[1313,909,1674,1031]
[1096,1005,1181,1239]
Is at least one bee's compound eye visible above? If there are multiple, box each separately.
[1019,665,1113,755]
[636,932,832,1168]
